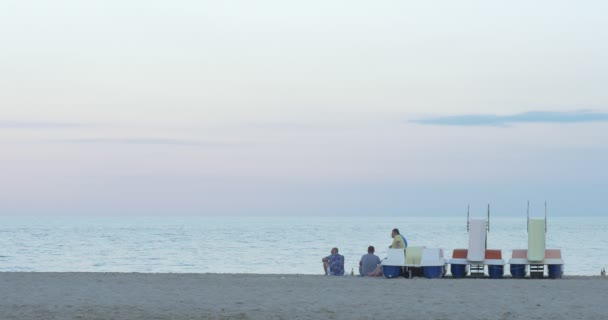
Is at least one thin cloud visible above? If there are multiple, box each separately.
[413,111,608,126]
[242,121,322,130]
[52,138,248,147]
[0,120,90,129]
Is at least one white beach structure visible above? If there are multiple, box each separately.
[449,205,505,278]
[381,246,447,279]
[509,202,564,279]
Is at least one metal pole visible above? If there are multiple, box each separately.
[527,200,529,233]
[487,203,490,232]
[467,204,470,232]
[545,201,547,232]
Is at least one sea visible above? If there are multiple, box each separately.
[0,216,606,275]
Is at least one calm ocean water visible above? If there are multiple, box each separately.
[0,216,606,275]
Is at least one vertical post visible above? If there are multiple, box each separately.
[487,203,490,232]
[545,201,547,232]
[527,200,530,233]
[467,204,470,232]
[486,204,490,248]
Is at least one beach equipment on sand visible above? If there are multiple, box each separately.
[449,249,469,278]
[509,249,528,278]
[404,246,447,279]
[420,248,448,279]
[381,247,447,279]
[467,219,487,262]
[509,202,564,279]
[382,248,406,278]
[485,249,505,279]
[449,205,505,278]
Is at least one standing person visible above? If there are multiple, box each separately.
[359,246,381,276]
[322,247,345,276]
[389,228,408,249]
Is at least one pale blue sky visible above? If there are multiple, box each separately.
[1,1,607,216]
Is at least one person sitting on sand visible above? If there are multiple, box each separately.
[359,246,381,276]
[322,247,344,276]
[389,228,408,249]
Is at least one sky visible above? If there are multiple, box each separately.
[1,0,607,216]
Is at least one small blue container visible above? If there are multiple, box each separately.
[451,264,467,278]
[510,264,527,278]
[548,264,563,279]
[423,266,444,279]
[382,265,402,278]
[488,265,504,279]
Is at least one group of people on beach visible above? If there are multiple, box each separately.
[322,228,407,276]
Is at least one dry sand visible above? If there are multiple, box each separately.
[1,273,607,319]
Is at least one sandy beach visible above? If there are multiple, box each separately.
[1,273,606,319]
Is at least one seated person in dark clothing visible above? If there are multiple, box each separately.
[322,247,345,276]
